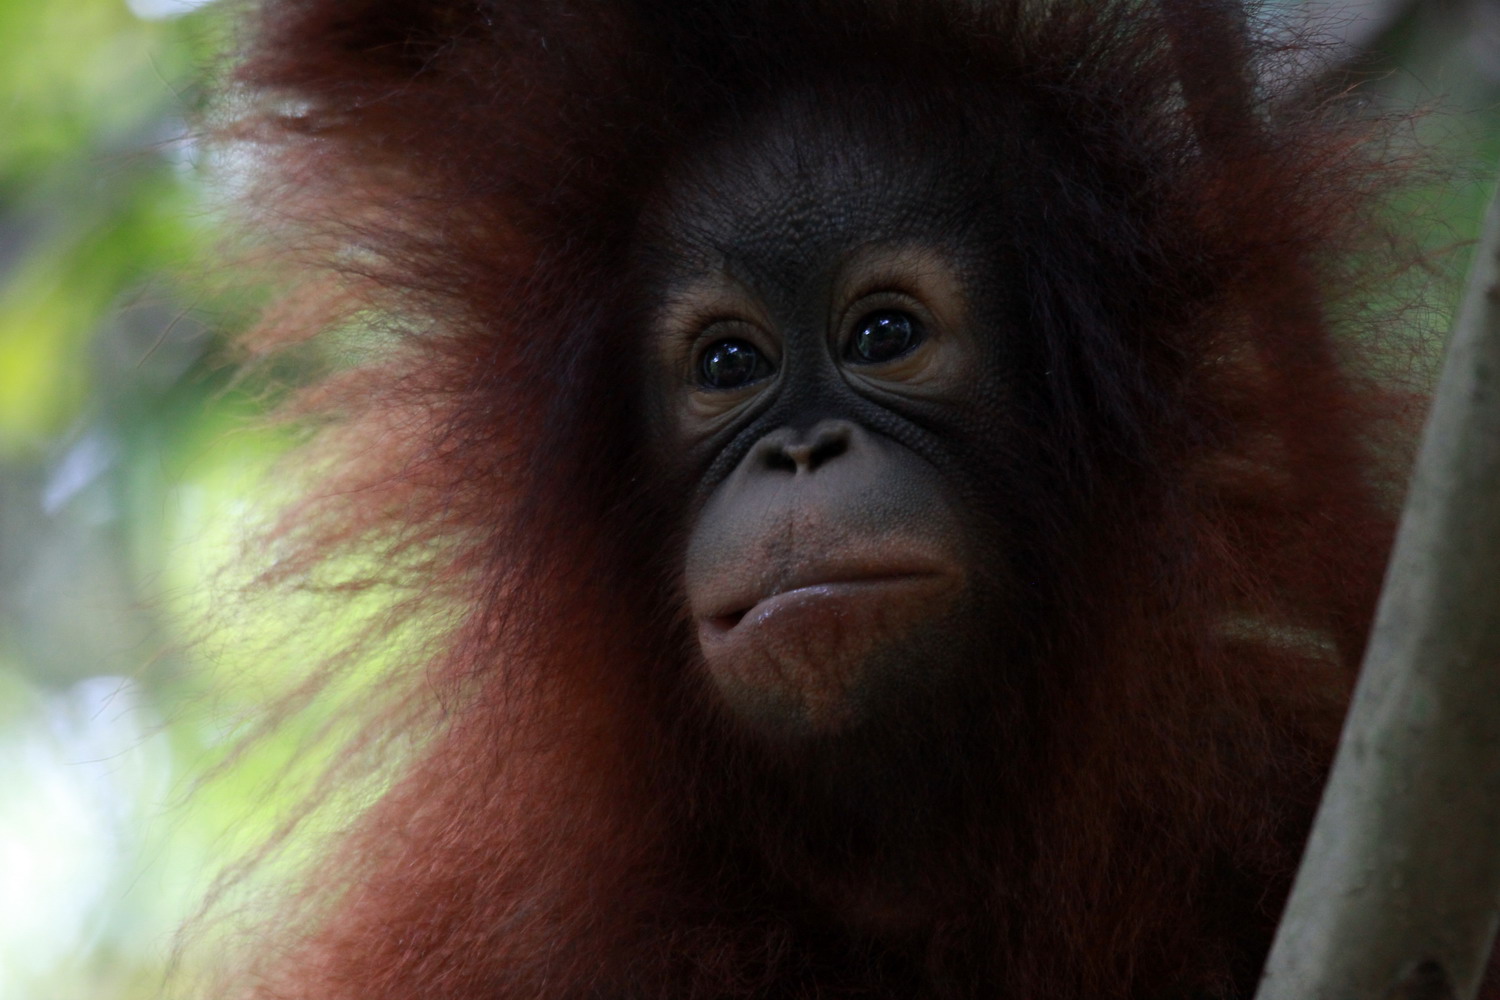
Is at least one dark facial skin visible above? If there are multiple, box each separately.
[639,102,1024,741]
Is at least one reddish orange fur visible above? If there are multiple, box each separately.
[215,1,1445,996]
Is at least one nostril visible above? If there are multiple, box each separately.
[805,429,849,469]
[764,448,799,473]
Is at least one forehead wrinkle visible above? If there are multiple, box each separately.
[703,172,941,296]
[672,123,918,235]
[641,102,1002,310]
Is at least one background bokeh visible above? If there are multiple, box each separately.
[0,1,1497,997]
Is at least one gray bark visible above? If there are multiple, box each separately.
[1254,187,1500,1000]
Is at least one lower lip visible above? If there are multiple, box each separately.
[707,575,946,630]
[699,573,961,653]
[695,573,962,731]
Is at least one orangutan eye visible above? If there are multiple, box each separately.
[849,310,924,364]
[698,339,771,390]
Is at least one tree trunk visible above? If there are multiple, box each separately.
[1254,185,1500,1000]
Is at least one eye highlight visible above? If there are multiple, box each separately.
[698,338,772,390]
[848,310,924,364]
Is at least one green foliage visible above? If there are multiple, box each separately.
[0,0,216,455]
